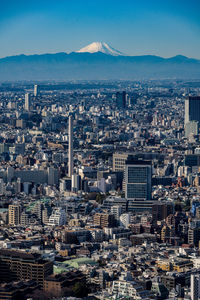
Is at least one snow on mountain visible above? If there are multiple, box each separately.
[76,42,125,56]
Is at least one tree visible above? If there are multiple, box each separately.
[96,193,105,204]
[72,282,89,297]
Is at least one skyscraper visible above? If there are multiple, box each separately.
[116,91,126,109]
[25,93,30,111]
[48,167,59,186]
[34,84,40,97]
[125,158,152,211]
[68,115,73,178]
[191,274,200,300]
[185,96,200,125]
[125,159,152,200]
[71,174,81,192]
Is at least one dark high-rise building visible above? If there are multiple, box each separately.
[185,96,200,137]
[125,159,153,212]
[185,96,200,125]
[125,159,152,200]
[0,250,53,288]
[116,91,126,109]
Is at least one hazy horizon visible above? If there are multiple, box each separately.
[0,42,200,60]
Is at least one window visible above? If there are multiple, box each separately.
[127,184,147,198]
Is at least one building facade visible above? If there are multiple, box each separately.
[116,91,126,109]
[8,205,21,226]
[125,160,152,200]
[124,159,152,212]
[0,250,53,288]
[185,96,200,125]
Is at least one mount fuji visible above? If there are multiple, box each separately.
[76,42,125,56]
[0,42,200,80]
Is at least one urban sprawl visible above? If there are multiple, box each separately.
[0,80,200,300]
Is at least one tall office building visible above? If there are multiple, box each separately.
[34,84,39,97]
[116,91,126,109]
[125,159,152,211]
[68,115,73,178]
[71,174,81,192]
[48,167,59,186]
[25,93,31,111]
[185,96,200,125]
[185,96,200,137]
[8,204,21,225]
[191,274,200,300]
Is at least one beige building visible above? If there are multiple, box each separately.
[8,204,21,225]
[113,153,129,171]
[93,213,115,228]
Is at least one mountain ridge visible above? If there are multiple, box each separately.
[1,51,200,61]
[0,51,199,81]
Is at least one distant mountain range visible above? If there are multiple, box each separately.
[0,42,200,81]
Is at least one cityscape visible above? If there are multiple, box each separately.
[1,1,200,300]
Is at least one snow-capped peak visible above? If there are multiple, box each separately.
[76,42,125,56]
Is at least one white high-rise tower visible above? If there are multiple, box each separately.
[25,93,30,111]
[34,84,39,97]
[68,115,73,178]
[191,274,200,300]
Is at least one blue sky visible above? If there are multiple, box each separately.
[0,0,200,58]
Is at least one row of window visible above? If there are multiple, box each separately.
[127,184,147,198]
[128,167,148,183]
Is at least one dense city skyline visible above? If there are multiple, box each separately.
[0,0,200,58]
[0,79,200,299]
[1,1,200,299]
